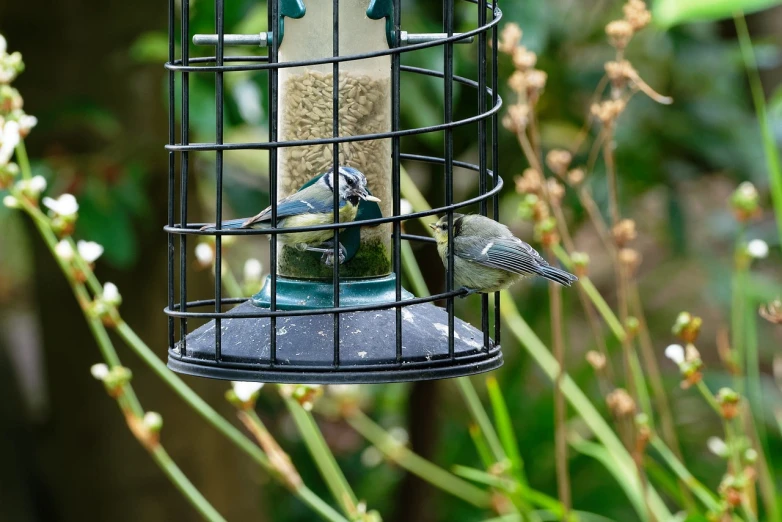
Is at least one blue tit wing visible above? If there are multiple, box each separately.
[241,187,344,228]
[453,236,577,286]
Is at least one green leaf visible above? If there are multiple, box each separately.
[485,376,527,486]
[129,32,170,64]
[653,0,782,28]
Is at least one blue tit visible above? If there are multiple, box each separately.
[202,166,380,265]
[429,213,577,294]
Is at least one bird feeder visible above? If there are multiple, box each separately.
[165,0,505,383]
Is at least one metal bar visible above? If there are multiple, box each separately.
[392,0,402,364]
[444,0,455,360]
[478,0,489,350]
[167,0,175,353]
[491,0,500,348]
[269,0,279,365]
[192,32,474,47]
[179,0,190,355]
[213,0,225,361]
[332,0,341,369]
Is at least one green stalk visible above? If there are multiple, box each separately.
[115,321,270,467]
[401,240,430,298]
[500,294,671,522]
[695,381,721,416]
[629,346,653,424]
[552,244,625,342]
[486,376,528,487]
[346,409,493,509]
[734,11,782,248]
[14,141,32,180]
[219,263,244,299]
[648,437,720,512]
[283,396,360,518]
[457,377,507,464]
[151,445,227,522]
[16,193,225,522]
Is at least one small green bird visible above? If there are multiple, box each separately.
[429,213,578,294]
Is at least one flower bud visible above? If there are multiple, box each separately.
[227,381,264,409]
[625,316,640,338]
[534,217,559,247]
[716,388,740,420]
[759,298,782,324]
[606,388,636,417]
[586,350,606,371]
[90,363,110,381]
[143,411,164,433]
[672,311,702,343]
[606,20,634,49]
[730,181,761,222]
[545,149,572,176]
[571,251,590,278]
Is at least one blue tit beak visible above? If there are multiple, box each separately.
[357,187,381,203]
[427,223,437,231]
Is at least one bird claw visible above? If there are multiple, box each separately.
[321,245,347,266]
[458,287,479,298]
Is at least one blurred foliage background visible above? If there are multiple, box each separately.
[0,0,781,521]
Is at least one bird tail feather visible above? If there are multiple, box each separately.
[199,218,252,231]
[537,265,578,286]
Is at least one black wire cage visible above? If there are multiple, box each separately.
[165,0,504,383]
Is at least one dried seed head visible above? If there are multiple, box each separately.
[545,149,572,176]
[524,69,548,102]
[618,248,641,275]
[502,103,530,134]
[591,99,626,125]
[605,60,635,89]
[623,0,652,31]
[507,70,526,95]
[514,168,543,195]
[546,178,566,205]
[567,168,585,186]
[612,219,637,246]
[512,46,537,71]
[606,388,636,417]
[605,20,634,49]
[586,350,606,371]
[498,23,523,54]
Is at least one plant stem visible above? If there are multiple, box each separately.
[456,377,507,464]
[219,263,244,299]
[283,396,360,518]
[648,436,720,512]
[151,445,227,522]
[548,273,571,514]
[401,239,430,298]
[14,140,32,180]
[345,409,493,509]
[734,11,782,249]
[115,321,270,467]
[500,294,671,522]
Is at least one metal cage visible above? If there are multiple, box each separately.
[164,0,504,383]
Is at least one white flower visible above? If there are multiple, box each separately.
[243,258,263,282]
[0,35,6,55]
[18,115,37,135]
[29,175,47,193]
[747,239,769,259]
[233,79,262,124]
[0,120,20,165]
[42,193,79,217]
[400,198,413,215]
[90,363,110,381]
[195,242,214,267]
[77,240,104,263]
[231,381,264,402]
[102,282,121,305]
[736,181,758,200]
[328,384,360,398]
[707,436,728,457]
[664,344,685,365]
[54,240,74,261]
[2,194,18,208]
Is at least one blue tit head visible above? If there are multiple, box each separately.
[429,213,465,244]
[325,166,381,206]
